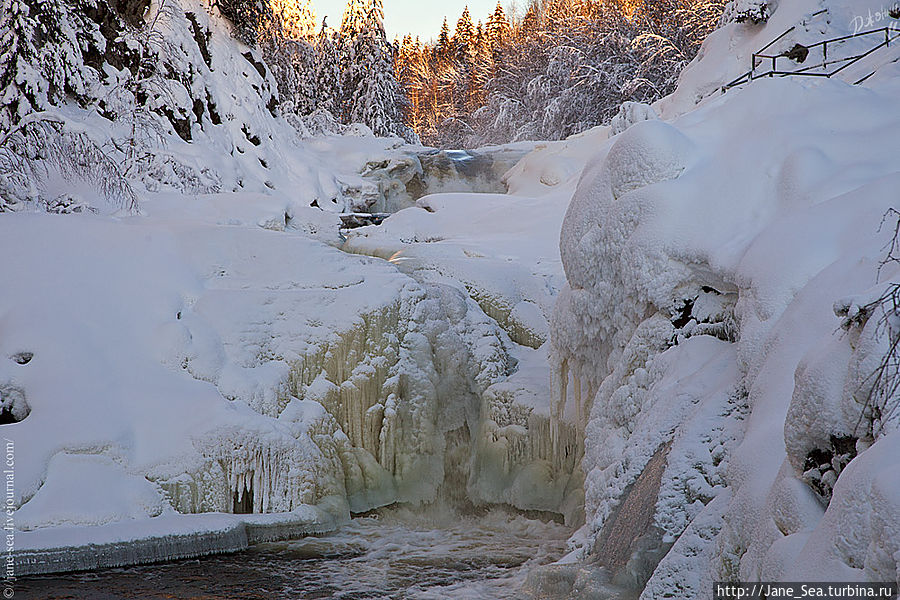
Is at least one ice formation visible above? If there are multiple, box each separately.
[2,194,525,573]
[2,0,583,574]
[540,0,900,593]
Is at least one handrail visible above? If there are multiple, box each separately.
[722,23,900,93]
[752,26,896,64]
[754,9,827,55]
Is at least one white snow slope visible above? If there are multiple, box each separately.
[546,0,900,595]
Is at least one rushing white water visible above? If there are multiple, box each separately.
[256,506,571,599]
[20,506,571,599]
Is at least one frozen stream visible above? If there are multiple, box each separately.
[20,506,571,599]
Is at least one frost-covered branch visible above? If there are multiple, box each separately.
[0,118,138,214]
[844,209,900,438]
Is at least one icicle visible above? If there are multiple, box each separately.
[573,363,582,449]
[552,358,569,471]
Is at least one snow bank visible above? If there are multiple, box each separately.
[15,507,338,575]
[550,27,900,592]
[1,179,517,566]
[658,0,900,119]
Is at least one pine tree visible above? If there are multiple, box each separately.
[396,35,427,133]
[0,0,98,132]
[486,1,509,49]
[296,0,318,39]
[314,21,343,117]
[259,0,319,115]
[341,0,382,39]
[342,2,415,141]
[454,7,475,66]
[470,21,493,108]
[217,0,273,46]
[0,0,39,132]
[520,3,541,36]
[270,0,318,41]
[435,17,452,62]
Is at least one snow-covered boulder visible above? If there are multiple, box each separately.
[549,69,900,595]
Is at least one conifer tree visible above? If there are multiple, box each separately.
[454,7,475,66]
[470,21,493,108]
[341,0,382,39]
[342,2,415,141]
[0,0,40,132]
[314,20,343,117]
[0,0,98,132]
[520,3,541,36]
[486,1,509,49]
[436,18,452,62]
[217,0,273,46]
[259,0,319,115]
[270,0,318,41]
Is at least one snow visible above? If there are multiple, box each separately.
[341,142,597,522]
[545,0,900,589]
[16,454,167,531]
[2,0,558,568]
[2,177,522,568]
[16,507,337,575]
[5,0,900,590]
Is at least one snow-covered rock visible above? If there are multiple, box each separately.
[548,30,900,596]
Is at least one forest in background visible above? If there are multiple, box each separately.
[397,0,730,147]
[220,0,743,147]
[0,0,760,163]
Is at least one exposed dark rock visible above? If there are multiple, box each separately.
[802,435,859,504]
[186,12,213,70]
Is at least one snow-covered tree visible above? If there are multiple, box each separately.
[258,0,319,115]
[454,7,476,65]
[485,1,510,50]
[436,18,452,61]
[340,0,381,39]
[314,21,343,116]
[270,0,317,40]
[342,3,415,141]
[0,0,105,132]
[216,0,272,46]
[0,118,138,213]
[403,0,726,147]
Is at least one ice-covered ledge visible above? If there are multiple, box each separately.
[15,505,342,576]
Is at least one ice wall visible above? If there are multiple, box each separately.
[342,177,590,523]
[145,222,513,517]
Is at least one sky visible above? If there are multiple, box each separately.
[310,1,504,41]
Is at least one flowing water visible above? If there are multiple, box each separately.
[19,506,571,600]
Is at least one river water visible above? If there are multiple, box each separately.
[20,506,571,600]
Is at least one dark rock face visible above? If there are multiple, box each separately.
[803,435,859,504]
[0,383,30,424]
[110,0,150,28]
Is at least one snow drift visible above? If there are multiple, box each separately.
[543,0,900,593]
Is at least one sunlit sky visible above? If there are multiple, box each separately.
[310,1,507,41]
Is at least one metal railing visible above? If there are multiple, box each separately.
[722,12,900,92]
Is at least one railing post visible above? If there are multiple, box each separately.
[772,56,776,76]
